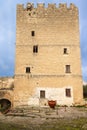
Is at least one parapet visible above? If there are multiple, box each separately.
[59,3,67,8]
[37,3,45,8]
[27,3,34,11]
[70,3,77,9]
[17,2,78,10]
[48,3,56,9]
[17,4,24,10]
[17,2,78,17]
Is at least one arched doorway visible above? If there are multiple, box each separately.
[0,99,11,113]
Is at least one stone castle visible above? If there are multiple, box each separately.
[0,2,84,108]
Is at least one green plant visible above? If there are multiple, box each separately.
[75,105,85,108]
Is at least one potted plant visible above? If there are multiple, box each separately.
[48,100,56,109]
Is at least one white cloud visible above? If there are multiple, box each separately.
[83,81,87,85]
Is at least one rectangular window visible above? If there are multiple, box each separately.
[65,65,71,73]
[33,45,38,53]
[66,89,71,97]
[26,67,30,73]
[40,90,45,98]
[64,48,67,54]
[31,31,35,36]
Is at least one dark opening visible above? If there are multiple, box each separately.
[0,99,11,113]
[26,67,31,73]
[65,65,71,73]
[66,89,71,97]
[64,48,67,54]
[33,45,38,53]
[40,90,45,98]
[31,31,35,36]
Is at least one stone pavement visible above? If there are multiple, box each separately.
[0,107,87,130]
[0,106,87,124]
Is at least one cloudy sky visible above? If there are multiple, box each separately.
[0,0,87,82]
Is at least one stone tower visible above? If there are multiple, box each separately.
[14,3,83,107]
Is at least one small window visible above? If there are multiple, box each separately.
[66,89,71,97]
[64,48,68,54]
[65,65,71,73]
[40,90,45,98]
[31,31,35,36]
[26,67,30,73]
[33,45,38,53]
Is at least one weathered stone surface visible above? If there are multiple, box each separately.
[0,78,14,107]
[13,2,83,107]
[0,3,83,108]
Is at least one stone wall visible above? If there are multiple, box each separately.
[0,77,14,89]
[14,3,83,107]
[0,77,14,107]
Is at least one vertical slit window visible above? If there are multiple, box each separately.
[40,90,45,98]
[33,45,38,53]
[64,48,68,54]
[66,89,71,97]
[31,31,35,36]
[65,65,71,73]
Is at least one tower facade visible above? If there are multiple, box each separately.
[14,3,83,107]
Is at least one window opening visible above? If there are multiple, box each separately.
[66,89,71,97]
[26,67,30,73]
[40,90,45,98]
[65,65,71,73]
[33,45,38,53]
[64,48,68,54]
[31,31,35,36]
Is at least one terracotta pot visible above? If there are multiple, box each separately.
[48,100,56,109]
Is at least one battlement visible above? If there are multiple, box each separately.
[17,3,78,18]
[59,3,67,8]
[37,3,45,8]
[17,3,78,11]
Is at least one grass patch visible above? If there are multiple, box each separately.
[0,123,22,130]
[0,118,87,130]
[41,118,87,130]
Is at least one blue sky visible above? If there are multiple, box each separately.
[0,0,87,82]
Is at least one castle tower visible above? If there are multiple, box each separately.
[14,3,83,107]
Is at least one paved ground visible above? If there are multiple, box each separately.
[0,106,87,130]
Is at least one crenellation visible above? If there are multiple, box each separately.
[26,3,34,11]
[48,3,56,9]
[17,4,24,11]
[59,3,67,9]
[17,3,78,11]
[70,3,77,10]
[17,3,78,18]
[37,3,45,8]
